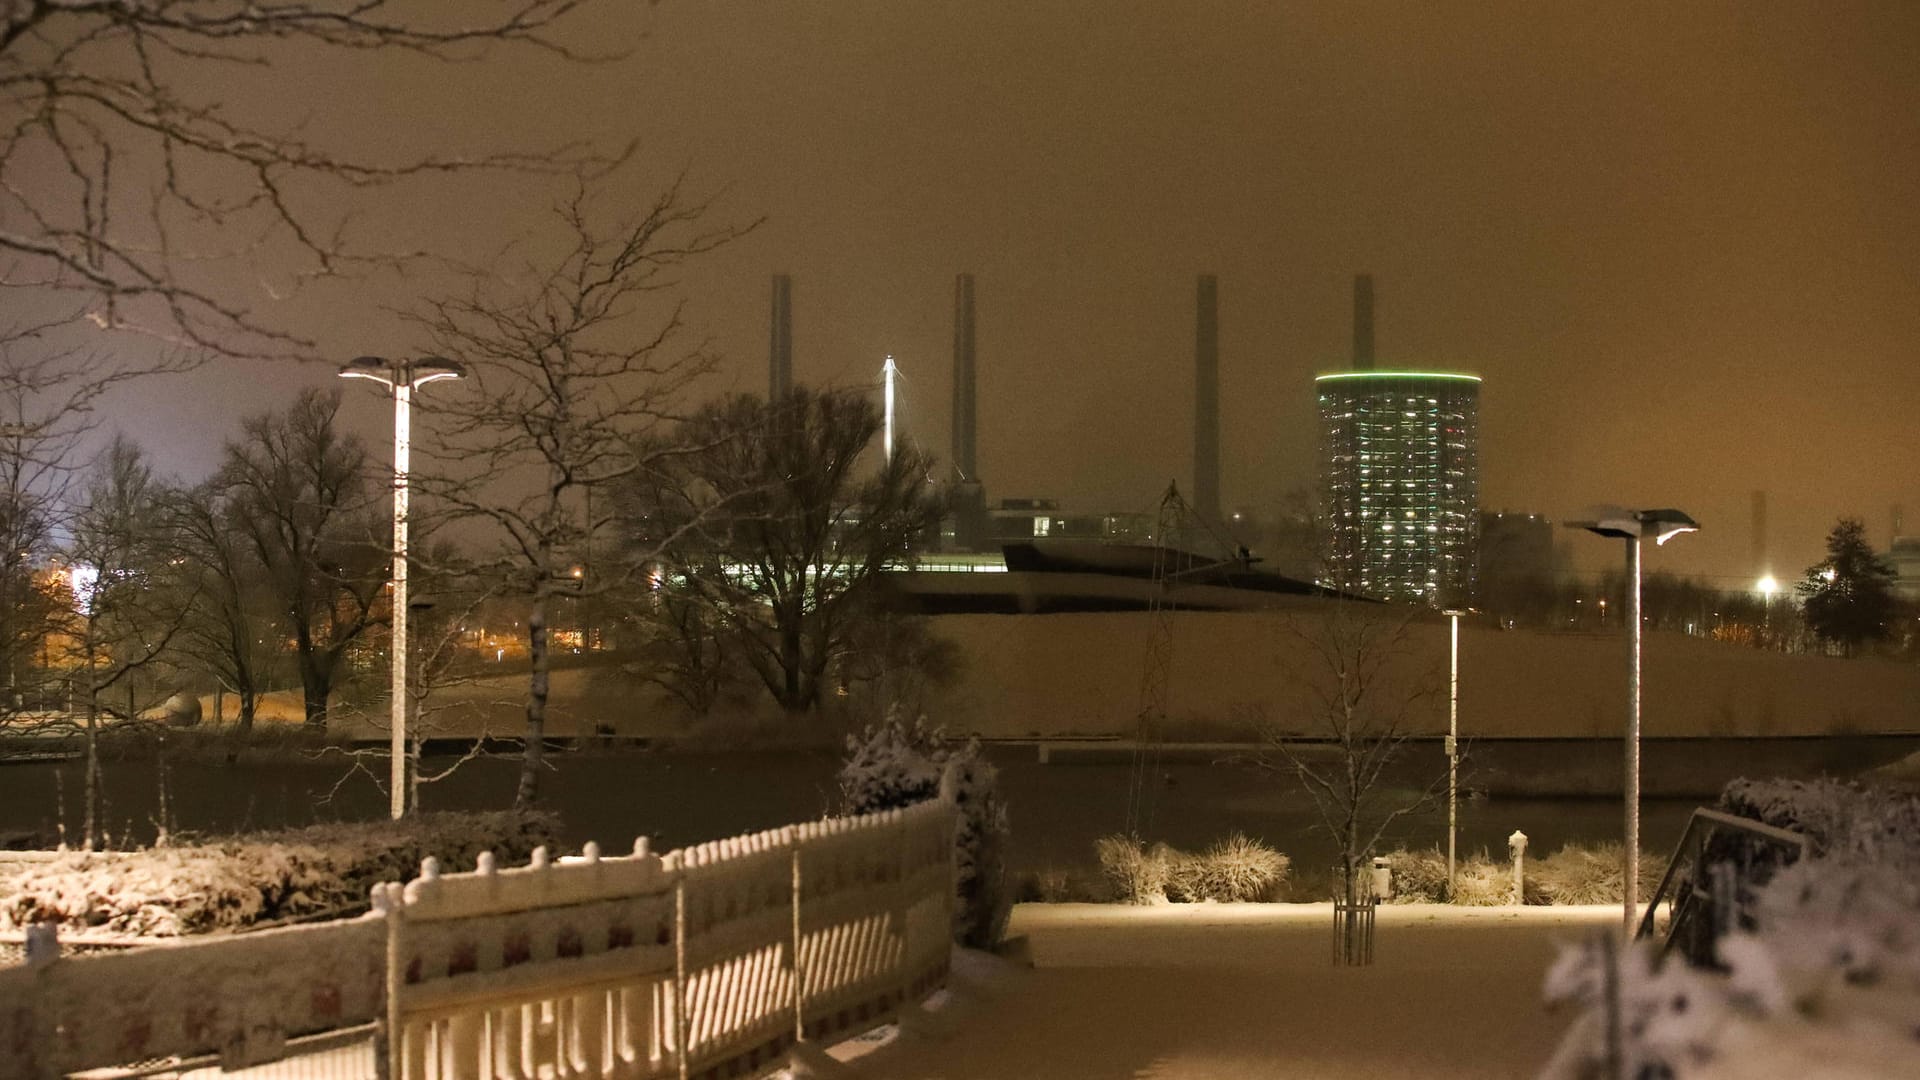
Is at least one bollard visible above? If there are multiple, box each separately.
[1508,830,1529,904]
[24,922,58,969]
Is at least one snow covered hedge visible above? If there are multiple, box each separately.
[838,709,1011,949]
[0,811,555,937]
[1539,779,1920,1079]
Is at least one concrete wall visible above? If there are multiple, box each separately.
[920,612,1920,739]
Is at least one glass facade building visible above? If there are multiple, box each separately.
[1316,371,1481,605]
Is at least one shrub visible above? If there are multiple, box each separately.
[1097,834,1290,903]
[1381,847,1450,903]
[838,709,1012,949]
[0,811,554,936]
[1189,833,1290,901]
[1095,834,1170,904]
[1531,842,1667,906]
[1381,845,1549,905]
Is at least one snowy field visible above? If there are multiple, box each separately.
[822,902,1621,1079]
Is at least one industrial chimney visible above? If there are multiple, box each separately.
[1353,273,1375,370]
[1194,274,1220,524]
[769,274,792,401]
[952,273,977,481]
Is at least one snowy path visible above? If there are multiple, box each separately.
[834,903,1620,1080]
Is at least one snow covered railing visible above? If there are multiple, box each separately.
[0,914,386,1076]
[383,795,957,1080]
[0,797,956,1080]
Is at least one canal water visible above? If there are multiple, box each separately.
[1,738,1910,883]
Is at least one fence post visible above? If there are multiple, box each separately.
[377,882,403,1080]
[789,826,805,1046]
[673,859,689,1080]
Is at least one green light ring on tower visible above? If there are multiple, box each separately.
[1314,371,1482,383]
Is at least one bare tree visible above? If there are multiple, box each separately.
[630,578,740,719]
[413,181,750,808]
[0,324,194,724]
[67,436,193,848]
[0,1,608,358]
[637,388,946,717]
[166,480,286,739]
[1253,605,1445,962]
[221,387,387,730]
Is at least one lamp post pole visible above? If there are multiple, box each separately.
[341,356,463,820]
[1449,610,1461,890]
[1566,506,1698,933]
[1624,535,1642,930]
[882,354,898,464]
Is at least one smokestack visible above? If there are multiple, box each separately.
[1194,274,1220,523]
[769,274,792,400]
[1894,505,1905,544]
[952,273,977,481]
[1353,273,1375,370]
[1751,490,1768,571]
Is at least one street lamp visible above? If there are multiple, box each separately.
[1757,574,1779,631]
[1443,607,1465,892]
[339,355,464,819]
[1566,505,1699,930]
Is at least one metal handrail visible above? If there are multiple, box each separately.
[1636,806,1808,952]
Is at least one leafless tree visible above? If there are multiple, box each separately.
[67,436,193,848]
[0,1,609,358]
[166,479,286,738]
[220,387,387,730]
[629,578,740,719]
[412,181,751,808]
[636,388,946,717]
[0,323,194,724]
[313,554,508,812]
[1252,605,1445,961]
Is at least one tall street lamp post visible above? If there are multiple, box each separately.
[1444,608,1464,891]
[340,356,464,820]
[1566,506,1699,930]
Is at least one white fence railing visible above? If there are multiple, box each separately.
[0,796,958,1080]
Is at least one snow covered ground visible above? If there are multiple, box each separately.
[818,902,1622,1080]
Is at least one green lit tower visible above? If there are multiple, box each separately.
[1316,276,1480,604]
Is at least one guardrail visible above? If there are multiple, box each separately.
[1636,806,1808,964]
[0,796,958,1080]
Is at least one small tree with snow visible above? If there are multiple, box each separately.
[1254,605,1445,963]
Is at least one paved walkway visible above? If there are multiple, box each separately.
[834,902,1619,1080]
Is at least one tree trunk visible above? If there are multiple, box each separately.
[237,689,256,735]
[298,652,330,730]
[779,621,806,714]
[83,659,100,851]
[516,581,549,809]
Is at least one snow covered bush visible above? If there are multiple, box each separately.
[1188,834,1289,901]
[1532,842,1668,907]
[1539,780,1920,1078]
[1094,834,1288,903]
[0,811,554,936]
[838,709,1011,949]
[1095,834,1170,904]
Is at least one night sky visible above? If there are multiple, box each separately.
[106,2,1920,585]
